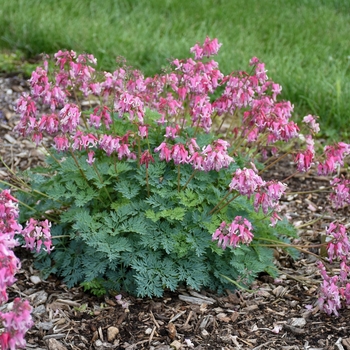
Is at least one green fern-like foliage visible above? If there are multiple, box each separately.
[17,110,297,298]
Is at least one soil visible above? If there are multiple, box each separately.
[1,73,350,350]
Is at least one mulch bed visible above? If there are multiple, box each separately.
[1,73,350,350]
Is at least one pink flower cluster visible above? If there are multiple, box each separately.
[154,138,234,172]
[303,115,320,134]
[329,177,350,209]
[325,222,350,263]
[242,98,299,144]
[212,216,254,250]
[317,142,350,175]
[294,134,315,172]
[14,36,313,183]
[229,167,264,197]
[190,37,222,60]
[0,190,22,303]
[0,298,33,350]
[21,218,53,254]
[228,167,286,226]
[0,190,34,349]
[317,222,350,316]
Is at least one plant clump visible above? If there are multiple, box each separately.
[4,38,350,316]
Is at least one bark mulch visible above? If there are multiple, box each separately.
[1,73,350,350]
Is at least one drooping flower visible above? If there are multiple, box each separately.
[325,222,350,263]
[154,142,172,162]
[318,142,350,175]
[254,181,287,214]
[303,114,320,134]
[0,298,33,350]
[190,37,222,60]
[21,218,53,254]
[229,168,265,198]
[212,217,254,249]
[318,276,341,316]
[86,151,96,166]
[59,103,81,133]
[171,144,189,165]
[140,150,155,168]
[329,177,350,209]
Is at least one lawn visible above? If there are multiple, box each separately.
[0,0,349,137]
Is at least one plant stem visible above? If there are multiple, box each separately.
[281,170,301,183]
[69,149,89,182]
[0,156,29,188]
[212,193,240,215]
[219,274,254,293]
[42,145,62,166]
[286,187,332,195]
[295,216,324,229]
[92,163,113,202]
[254,237,328,262]
[177,164,181,192]
[137,135,141,169]
[181,170,197,191]
[0,179,61,203]
[259,151,292,175]
[193,117,202,138]
[215,115,226,135]
[209,191,233,215]
[146,167,150,197]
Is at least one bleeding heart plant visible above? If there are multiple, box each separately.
[3,37,349,315]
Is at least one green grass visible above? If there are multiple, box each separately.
[0,0,349,138]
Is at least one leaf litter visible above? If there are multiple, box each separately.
[1,74,350,350]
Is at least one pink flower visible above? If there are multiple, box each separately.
[165,125,180,139]
[99,135,120,156]
[212,217,254,249]
[59,103,81,133]
[295,149,314,172]
[117,143,133,160]
[114,92,145,123]
[38,113,60,134]
[53,135,70,152]
[325,222,350,263]
[329,177,350,209]
[21,218,53,254]
[201,141,233,171]
[171,144,189,165]
[187,138,200,155]
[318,142,350,175]
[138,125,148,139]
[212,221,230,250]
[271,83,282,101]
[72,131,98,151]
[318,276,341,316]
[255,63,268,83]
[54,50,76,70]
[0,190,22,236]
[0,236,20,303]
[188,152,204,171]
[14,95,38,137]
[190,37,222,60]
[229,168,265,198]
[254,181,286,214]
[0,298,33,350]
[303,114,320,134]
[249,57,260,66]
[86,151,95,166]
[89,112,102,129]
[154,142,172,162]
[140,150,155,168]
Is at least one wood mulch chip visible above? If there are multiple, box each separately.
[1,73,350,350]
